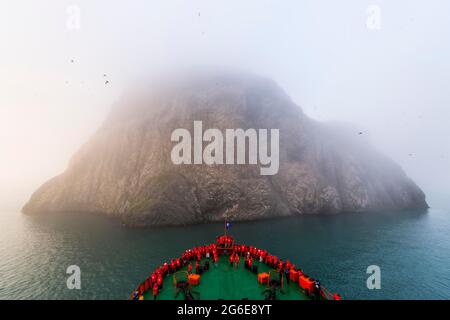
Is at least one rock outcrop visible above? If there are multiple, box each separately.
[23,73,428,226]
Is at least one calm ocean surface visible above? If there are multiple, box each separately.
[1,196,449,300]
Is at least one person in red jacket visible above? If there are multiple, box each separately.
[234,254,240,268]
[195,260,200,274]
[157,274,163,289]
[152,283,159,300]
[229,253,235,266]
[163,262,169,275]
[278,260,284,272]
[188,263,193,274]
[213,254,218,267]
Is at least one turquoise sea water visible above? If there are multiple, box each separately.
[0,197,449,300]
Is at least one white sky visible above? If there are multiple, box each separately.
[1,0,449,210]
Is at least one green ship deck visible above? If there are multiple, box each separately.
[144,255,310,300]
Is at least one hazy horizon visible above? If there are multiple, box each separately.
[1,0,450,211]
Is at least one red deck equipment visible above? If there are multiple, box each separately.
[258,272,270,285]
[188,274,201,286]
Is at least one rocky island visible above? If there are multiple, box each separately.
[23,73,428,226]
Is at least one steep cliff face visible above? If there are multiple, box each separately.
[23,73,428,226]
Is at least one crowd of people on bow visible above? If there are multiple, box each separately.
[132,235,339,300]
[132,242,220,300]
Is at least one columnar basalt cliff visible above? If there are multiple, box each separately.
[23,73,428,226]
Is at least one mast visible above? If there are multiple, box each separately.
[224,206,229,236]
